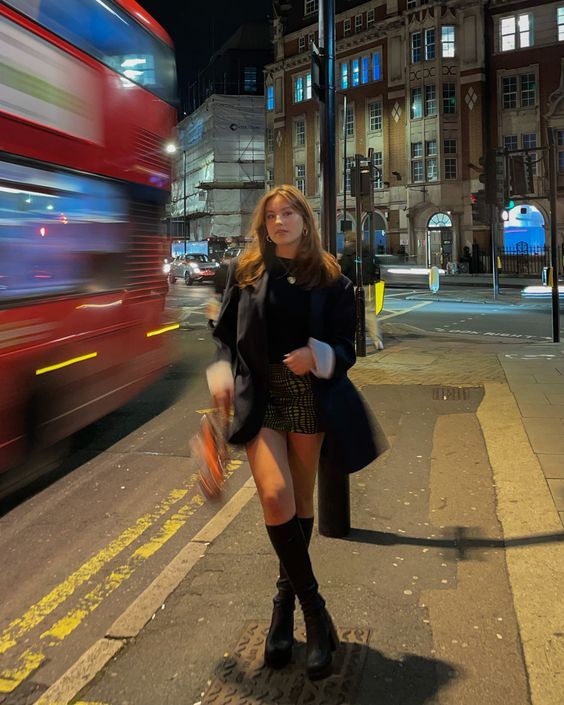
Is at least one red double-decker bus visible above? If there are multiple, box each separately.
[0,0,178,493]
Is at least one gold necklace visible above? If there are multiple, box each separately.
[275,257,296,285]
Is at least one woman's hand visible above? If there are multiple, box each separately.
[283,346,315,376]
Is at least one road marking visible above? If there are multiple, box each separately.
[0,485,193,655]
[0,462,243,694]
[379,301,432,321]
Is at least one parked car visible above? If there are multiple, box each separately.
[170,253,219,285]
[222,245,244,261]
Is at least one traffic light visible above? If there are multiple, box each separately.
[478,149,508,207]
[509,155,534,195]
[471,191,490,225]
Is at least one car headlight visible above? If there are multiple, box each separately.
[163,263,171,274]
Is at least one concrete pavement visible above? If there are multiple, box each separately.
[35,331,564,705]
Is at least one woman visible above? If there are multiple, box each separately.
[206,185,380,680]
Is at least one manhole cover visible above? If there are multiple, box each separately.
[201,621,370,704]
[432,387,471,401]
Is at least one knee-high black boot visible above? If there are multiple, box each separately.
[266,516,338,680]
[264,517,313,668]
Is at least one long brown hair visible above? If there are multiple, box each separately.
[236,184,340,289]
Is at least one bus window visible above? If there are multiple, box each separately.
[0,161,128,302]
[4,0,177,104]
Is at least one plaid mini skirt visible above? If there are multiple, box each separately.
[262,363,320,434]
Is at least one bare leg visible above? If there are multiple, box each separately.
[287,432,324,518]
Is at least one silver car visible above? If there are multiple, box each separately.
[170,253,220,285]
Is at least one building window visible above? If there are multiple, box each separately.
[298,36,306,52]
[266,85,274,111]
[355,14,363,33]
[520,74,536,107]
[340,62,348,89]
[522,133,538,174]
[243,67,257,93]
[411,31,422,63]
[344,155,354,192]
[425,28,436,60]
[295,119,305,147]
[368,100,382,131]
[504,135,518,151]
[502,76,517,109]
[361,56,370,84]
[266,168,274,188]
[308,33,315,47]
[500,14,533,51]
[444,138,457,154]
[442,83,456,114]
[351,58,360,87]
[411,142,424,182]
[411,86,423,119]
[502,73,536,109]
[559,8,564,41]
[425,84,437,116]
[305,0,318,15]
[295,164,306,192]
[266,127,273,153]
[294,74,312,102]
[344,18,351,36]
[441,26,455,57]
[367,9,375,27]
[426,140,438,181]
[345,104,355,137]
[558,130,564,172]
[372,151,383,189]
[372,51,382,81]
[444,158,457,179]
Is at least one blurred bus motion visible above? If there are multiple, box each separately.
[0,0,178,494]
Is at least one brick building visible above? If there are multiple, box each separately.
[265,0,564,266]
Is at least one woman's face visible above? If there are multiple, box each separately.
[264,195,304,257]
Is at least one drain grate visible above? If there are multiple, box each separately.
[432,386,471,401]
[201,621,370,705]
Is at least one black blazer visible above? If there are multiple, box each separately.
[211,259,386,474]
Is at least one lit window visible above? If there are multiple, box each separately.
[351,58,360,87]
[442,83,456,114]
[426,158,438,181]
[411,32,422,63]
[368,101,382,131]
[344,18,351,36]
[294,76,304,103]
[372,51,382,81]
[367,9,375,27]
[361,56,370,84]
[266,85,274,111]
[425,28,436,60]
[425,84,437,116]
[340,62,349,89]
[441,26,455,57]
[355,14,363,33]
[500,14,533,51]
[412,142,423,158]
[411,87,423,119]
[243,67,257,93]
[559,8,564,41]
[305,73,312,99]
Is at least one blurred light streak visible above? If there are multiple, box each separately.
[35,352,97,376]
[146,323,179,337]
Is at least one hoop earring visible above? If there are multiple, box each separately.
[266,235,273,243]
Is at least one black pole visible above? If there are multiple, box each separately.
[183,150,187,255]
[343,93,347,244]
[317,0,349,539]
[548,127,560,343]
[354,154,366,357]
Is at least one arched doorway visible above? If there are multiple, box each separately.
[362,211,388,252]
[502,204,545,249]
[426,212,453,268]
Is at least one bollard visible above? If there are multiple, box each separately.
[318,454,350,537]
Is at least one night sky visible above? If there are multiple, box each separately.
[137,0,272,109]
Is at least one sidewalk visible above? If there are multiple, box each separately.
[39,335,564,705]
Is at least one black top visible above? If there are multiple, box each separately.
[266,257,311,363]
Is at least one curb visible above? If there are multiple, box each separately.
[34,478,257,705]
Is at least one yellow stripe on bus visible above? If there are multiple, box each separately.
[35,352,98,375]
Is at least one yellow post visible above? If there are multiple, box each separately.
[374,281,385,315]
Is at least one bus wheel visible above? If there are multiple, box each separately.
[185,273,193,286]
